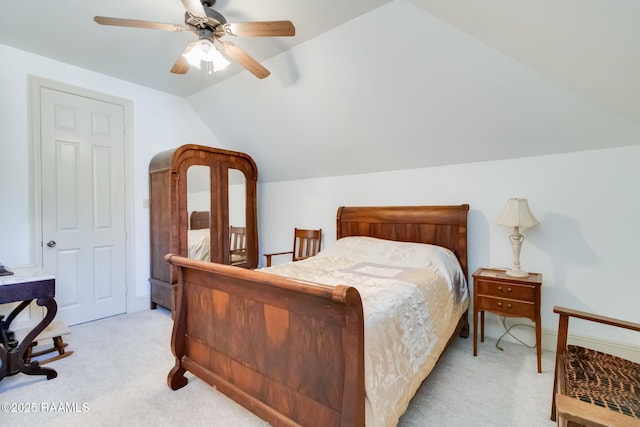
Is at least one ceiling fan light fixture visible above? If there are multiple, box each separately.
[183,39,230,73]
[94,3,294,79]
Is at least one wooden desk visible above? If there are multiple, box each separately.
[0,268,58,381]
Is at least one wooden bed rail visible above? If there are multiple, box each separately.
[165,254,360,305]
[165,254,366,427]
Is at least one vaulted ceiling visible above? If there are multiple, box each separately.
[0,0,388,97]
[1,1,639,182]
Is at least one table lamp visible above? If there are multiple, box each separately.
[497,198,539,277]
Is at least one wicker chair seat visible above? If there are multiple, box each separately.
[564,344,640,421]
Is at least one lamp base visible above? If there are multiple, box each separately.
[505,268,529,278]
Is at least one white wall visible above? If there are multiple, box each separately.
[188,0,640,185]
[0,43,219,311]
[258,145,640,351]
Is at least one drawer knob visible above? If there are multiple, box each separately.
[497,302,512,309]
[507,287,512,292]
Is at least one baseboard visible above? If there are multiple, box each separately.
[479,313,640,363]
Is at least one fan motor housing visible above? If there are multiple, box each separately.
[184,6,226,32]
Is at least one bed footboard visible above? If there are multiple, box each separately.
[165,254,365,427]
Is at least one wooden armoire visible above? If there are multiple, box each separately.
[148,144,258,310]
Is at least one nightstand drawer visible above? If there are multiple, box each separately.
[476,280,536,301]
[476,295,536,318]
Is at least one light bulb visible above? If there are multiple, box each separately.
[182,39,230,73]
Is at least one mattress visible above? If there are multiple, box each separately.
[262,236,469,427]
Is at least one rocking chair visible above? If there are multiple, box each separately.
[14,320,73,365]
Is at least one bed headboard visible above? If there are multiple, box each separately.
[189,211,210,230]
[336,205,470,277]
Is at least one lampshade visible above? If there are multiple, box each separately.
[183,39,230,74]
[497,198,539,229]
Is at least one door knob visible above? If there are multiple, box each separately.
[47,240,56,248]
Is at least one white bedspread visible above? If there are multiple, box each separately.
[188,228,210,261]
[262,236,469,427]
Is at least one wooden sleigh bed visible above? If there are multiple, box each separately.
[166,205,470,427]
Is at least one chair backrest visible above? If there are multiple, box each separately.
[229,226,247,264]
[292,228,322,262]
[230,226,246,251]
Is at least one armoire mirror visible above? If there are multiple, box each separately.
[228,168,247,265]
[185,166,248,265]
[186,165,211,261]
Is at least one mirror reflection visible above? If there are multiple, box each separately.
[228,169,246,265]
[186,165,211,262]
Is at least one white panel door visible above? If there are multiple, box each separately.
[41,88,126,325]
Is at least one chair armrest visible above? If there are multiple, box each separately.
[554,306,640,332]
[263,251,294,257]
[263,251,294,267]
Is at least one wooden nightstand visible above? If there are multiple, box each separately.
[472,268,543,373]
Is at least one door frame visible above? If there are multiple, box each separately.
[28,76,135,315]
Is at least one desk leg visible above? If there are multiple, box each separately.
[5,300,31,325]
[0,301,31,381]
[0,343,6,379]
[9,297,58,380]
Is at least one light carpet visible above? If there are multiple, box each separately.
[0,309,555,426]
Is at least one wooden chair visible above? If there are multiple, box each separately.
[264,228,322,267]
[229,226,247,264]
[551,306,640,427]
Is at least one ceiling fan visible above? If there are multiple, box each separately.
[94,0,295,79]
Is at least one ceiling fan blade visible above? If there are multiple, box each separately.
[94,16,185,32]
[181,0,207,19]
[218,42,270,79]
[170,42,196,74]
[222,21,295,37]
